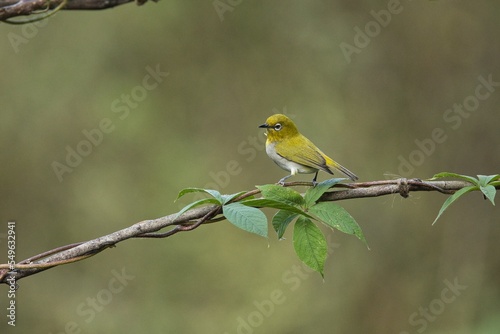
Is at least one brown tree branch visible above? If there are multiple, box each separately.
[0,178,493,285]
[0,0,158,22]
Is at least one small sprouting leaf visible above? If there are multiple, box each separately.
[200,189,223,202]
[432,185,477,225]
[240,198,315,219]
[174,198,221,220]
[272,210,298,239]
[480,184,496,205]
[176,187,223,203]
[477,174,500,187]
[223,203,268,237]
[431,172,478,186]
[310,202,368,248]
[257,184,305,207]
[304,178,345,208]
[293,216,327,277]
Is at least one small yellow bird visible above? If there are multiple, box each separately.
[259,114,358,184]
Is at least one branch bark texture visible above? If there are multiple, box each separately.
[0,179,486,284]
[0,0,156,21]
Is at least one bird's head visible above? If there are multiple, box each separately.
[258,114,299,142]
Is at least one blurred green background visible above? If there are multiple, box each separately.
[1,1,499,333]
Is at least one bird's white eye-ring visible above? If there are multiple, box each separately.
[274,123,282,131]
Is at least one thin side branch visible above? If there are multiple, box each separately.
[0,178,490,284]
[0,0,157,22]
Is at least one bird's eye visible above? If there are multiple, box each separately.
[274,123,282,131]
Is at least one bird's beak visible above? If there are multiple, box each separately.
[259,123,270,128]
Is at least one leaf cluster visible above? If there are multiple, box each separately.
[176,178,367,277]
[431,172,499,224]
[175,172,499,276]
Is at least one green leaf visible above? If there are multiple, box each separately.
[293,216,327,277]
[174,198,221,220]
[490,181,500,187]
[176,187,223,203]
[432,185,477,225]
[477,174,500,187]
[304,178,345,208]
[310,202,368,248]
[257,184,305,207]
[431,172,478,186]
[220,191,248,205]
[480,184,496,205]
[223,203,268,237]
[240,198,315,219]
[272,210,298,240]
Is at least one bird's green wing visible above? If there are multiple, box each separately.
[276,135,333,174]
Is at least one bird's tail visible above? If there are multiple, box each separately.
[329,160,358,181]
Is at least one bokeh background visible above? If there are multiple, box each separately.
[1,1,499,333]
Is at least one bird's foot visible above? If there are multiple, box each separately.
[311,171,319,187]
[278,175,291,185]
